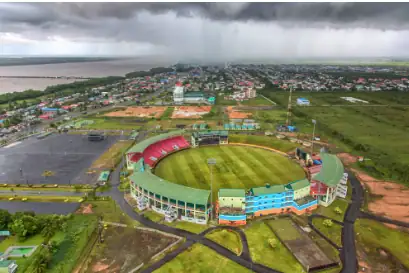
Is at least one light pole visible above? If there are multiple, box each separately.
[207,158,216,221]
[311,119,316,155]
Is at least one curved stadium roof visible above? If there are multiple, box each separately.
[313,153,344,187]
[127,130,185,154]
[130,169,210,205]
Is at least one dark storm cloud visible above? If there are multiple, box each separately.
[2,3,409,30]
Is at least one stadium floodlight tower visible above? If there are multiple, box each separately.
[207,158,217,220]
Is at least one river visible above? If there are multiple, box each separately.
[0,57,173,93]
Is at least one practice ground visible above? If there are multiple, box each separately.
[154,146,305,198]
[0,134,118,185]
[104,106,167,118]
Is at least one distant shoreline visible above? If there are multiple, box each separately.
[0,57,121,67]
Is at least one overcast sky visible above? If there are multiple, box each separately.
[1,3,409,61]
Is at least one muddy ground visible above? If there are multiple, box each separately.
[86,226,177,273]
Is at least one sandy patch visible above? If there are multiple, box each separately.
[92,261,110,272]
[104,107,167,118]
[171,106,212,119]
[352,169,409,223]
[226,106,252,119]
[337,153,358,166]
[77,204,94,214]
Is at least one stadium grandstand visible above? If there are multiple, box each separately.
[191,130,228,147]
[126,131,345,225]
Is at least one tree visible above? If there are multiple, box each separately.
[21,100,28,109]
[0,209,11,230]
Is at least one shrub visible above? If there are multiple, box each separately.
[323,219,333,227]
[41,184,46,188]
[268,238,278,249]
[15,184,20,187]
[334,207,343,215]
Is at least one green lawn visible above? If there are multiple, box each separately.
[267,218,302,241]
[244,221,305,273]
[312,218,342,246]
[154,146,305,202]
[205,229,242,255]
[315,199,349,222]
[0,195,84,202]
[154,243,252,273]
[77,118,142,130]
[228,134,299,152]
[143,210,164,222]
[0,234,44,252]
[164,221,209,234]
[85,200,141,227]
[260,90,409,184]
[355,219,409,269]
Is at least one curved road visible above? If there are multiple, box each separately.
[339,171,364,273]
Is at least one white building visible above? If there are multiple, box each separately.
[296,98,310,106]
[173,86,185,103]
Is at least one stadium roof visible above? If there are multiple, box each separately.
[286,178,310,191]
[130,171,210,205]
[127,130,185,154]
[313,153,344,187]
[251,185,288,196]
[219,189,245,198]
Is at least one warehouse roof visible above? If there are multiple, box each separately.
[130,170,210,205]
[127,130,185,154]
[219,189,245,198]
[251,184,288,196]
[286,178,310,191]
[313,153,344,187]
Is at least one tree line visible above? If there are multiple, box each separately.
[125,67,174,78]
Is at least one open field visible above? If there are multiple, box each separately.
[244,221,304,272]
[104,106,167,118]
[144,210,164,222]
[239,95,272,106]
[171,106,212,119]
[75,118,143,130]
[91,140,133,169]
[260,90,409,184]
[86,226,177,273]
[154,243,252,273]
[80,200,140,227]
[355,219,409,272]
[155,146,305,202]
[205,229,242,255]
[267,218,302,241]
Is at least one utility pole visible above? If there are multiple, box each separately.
[207,158,216,221]
[286,87,293,127]
[311,119,316,155]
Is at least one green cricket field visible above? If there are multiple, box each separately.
[154,145,305,193]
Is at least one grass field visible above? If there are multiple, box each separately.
[205,229,242,255]
[355,219,409,269]
[244,221,304,272]
[312,218,342,246]
[267,218,302,241]
[154,146,305,201]
[91,140,133,169]
[84,200,140,227]
[154,243,252,273]
[260,90,409,184]
[314,198,349,222]
[77,118,142,130]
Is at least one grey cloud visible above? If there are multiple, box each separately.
[2,3,409,30]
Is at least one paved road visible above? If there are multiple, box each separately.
[0,190,87,196]
[339,170,364,273]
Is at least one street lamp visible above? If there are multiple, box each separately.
[207,158,216,221]
[311,119,316,155]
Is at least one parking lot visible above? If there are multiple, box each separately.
[0,133,118,185]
